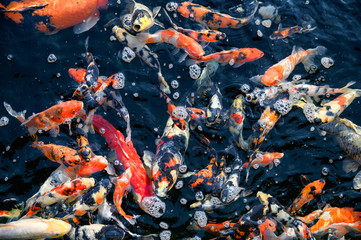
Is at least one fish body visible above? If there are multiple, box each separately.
[243,151,284,169]
[4,100,84,136]
[169,1,257,29]
[0,218,71,239]
[68,224,126,240]
[229,95,248,150]
[195,48,264,67]
[127,0,161,32]
[261,46,326,86]
[288,81,355,98]
[32,141,82,167]
[270,25,316,40]
[92,114,165,221]
[287,177,325,214]
[0,0,108,34]
[27,177,95,216]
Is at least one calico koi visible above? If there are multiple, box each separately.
[229,95,249,150]
[166,1,258,29]
[56,178,112,224]
[126,0,162,33]
[3,100,84,136]
[256,46,327,86]
[287,176,325,214]
[92,114,165,223]
[287,81,355,98]
[112,26,170,94]
[243,151,284,169]
[270,25,316,40]
[26,177,95,216]
[0,0,108,34]
[73,129,93,162]
[192,48,264,68]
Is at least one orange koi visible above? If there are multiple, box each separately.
[0,0,108,34]
[201,221,235,234]
[324,222,361,239]
[32,141,82,167]
[259,46,326,86]
[270,25,316,40]
[138,29,205,59]
[75,155,108,177]
[75,134,93,162]
[297,209,323,224]
[287,176,325,214]
[4,100,84,136]
[166,1,258,29]
[243,151,284,169]
[193,48,264,68]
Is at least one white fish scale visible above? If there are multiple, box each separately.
[0,221,48,239]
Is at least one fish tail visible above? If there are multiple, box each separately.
[335,81,356,94]
[302,46,327,73]
[3,102,26,123]
[0,3,6,11]
[302,26,317,33]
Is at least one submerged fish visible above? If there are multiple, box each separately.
[270,25,316,40]
[126,0,162,32]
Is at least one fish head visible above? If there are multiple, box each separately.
[131,9,153,32]
[77,155,108,177]
[141,196,166,218]
[68,68,86,83]
[60,100,84,119]
[44,219,72,238]
[262,69,280,86]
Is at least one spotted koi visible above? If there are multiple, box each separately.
[229,95,248,150]
[243,151,284,169]
[270,25,316,40]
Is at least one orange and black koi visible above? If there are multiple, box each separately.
[287,176,325,214]
[4,100,85,136]
[270,25,316,40]
[72,128,93,162]
[258,191,315,240]
[26,177,95,216]
[166,1,258,29]
[75,155,109,177]
[56,179,112,224]
[0,0,108,34]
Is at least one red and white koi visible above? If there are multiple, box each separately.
[243,151,284,169]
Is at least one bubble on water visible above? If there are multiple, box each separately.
[166,2,178,12]
[197,125,203,131]
[210,197,222,205]
[109,35,117,41]
[245,205,250,210]
[0,117,9,127]
[7,54,14,61]
[241,84,250,93]
[180,198,187,204]
[322,167,329,176]
[293,74,302,81]
[195,191,204,201]
[252,163,260,170]
[172,107,188,120]
[121,47,136,63]
[173,92,179,100]
[171,80,179,89]
[274,158,281,167]
[169,64,173,69]
[141,196,165,218]
[303,103,316,123]
[257,30,263,37]
[175,181,183,189]
[159,222,169,229]
[133,93,139,98]
[189,64,201,80]
[47,54,57,63]
[99,128,106,134]
[160,230,171,240]
[339,193,343,198]
[353,171,361,190]
[194,211,207,228]
[4,177,8,181]
[5,146,10,151]
[320,130,327,136]
[225,167,231,174]
[243,198,247,204]
[274,99,293,115]
[56,73,61,78]
[179,165,187,173]
[259,5,278,20]
[112,72,125,89]
[310,126,315,132]
[122,14,132,31]
[321,57,334,69]
[329,159,333,164]
[261,19,272,28]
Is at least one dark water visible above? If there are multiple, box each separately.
[0,0,361,239]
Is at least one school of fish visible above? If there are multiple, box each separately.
[1,0,361,239]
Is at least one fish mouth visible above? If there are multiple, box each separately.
[133,24,142,32]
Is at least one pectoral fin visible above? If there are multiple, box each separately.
[73,10,100,34]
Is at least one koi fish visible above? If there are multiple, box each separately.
[313,89,361,124]
[0,218,71,239]
[4,100,84,136]
[0,208,22,219]
[254,46,327,86]
[205,83,223,124]
[308,206,361,237]
[92,114,165,222]
[190,48,264,68]
[166,1,258,29]
[138,28,205,59]
[270,25,316,40]
[126,0,162,32]
[257,191,316,240]
[164,9,226,42]
[243,151,284,169]
[323,222,361,239]
[0,0,108,34]
[56,178,112,224]
[318,118,361,173]
[112,26,170,94]
[32,141,82,167]
[75,154,109,177]
[26,177,95,216]
[68,224,126,240]
[201,221,235,234]
[287,176,325,214]
[229,95,249,150]
[73,129,93,162]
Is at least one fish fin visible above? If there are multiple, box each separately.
[143,150,154,178]
[2,3,48,12]
[186,58,198,66]
[233,62,245,68]
[73,10,100,34]
[263,227,279,240]
[172,48,180,55]
[158,72,171,94]
[155,138,161,146]
[338,81,356,93]
[268,161,274,170]
[3,101,26,122]
[104,17,121,28]
[153,6,161,17]
[49,126,60,137]
[278,23,283,30]
[249,75,263,85]
[179,172,195,178]
[282,38,289,44]
[326,223,359,238]
[302,26,317,33]
[154,19,165,28]
[300,175,311,186]
[343,159,360,173]
[178,52,189,63]
[302,46,327,74]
